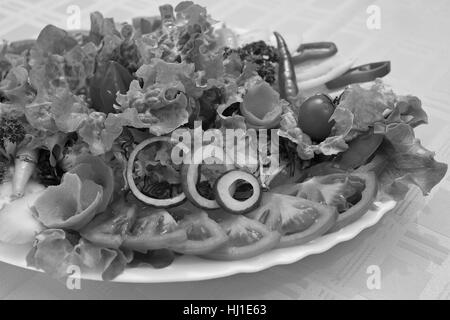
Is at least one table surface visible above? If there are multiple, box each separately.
[0,0,450,300]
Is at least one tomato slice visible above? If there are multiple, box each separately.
[246,192,337,247]
[80,201,136,249]
[327,172,378,232]
[169,210,228,255]
[204,212,281,260]
[122,209,187,253]
[271,172,378,232]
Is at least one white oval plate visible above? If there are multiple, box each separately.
[0,199,396,283]
[0,27,396,283]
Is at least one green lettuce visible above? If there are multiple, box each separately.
[337,80,396,139]
[77,111,123,155]
[376,122,447,200]
[26,229,132,281]
[114,58,198,136]
[278,104,353,160]
[0,66,35,107]
[33,173,104,230]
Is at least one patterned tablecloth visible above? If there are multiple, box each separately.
[0,0,449,300]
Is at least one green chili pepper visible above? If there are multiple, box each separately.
[274,32,299,101]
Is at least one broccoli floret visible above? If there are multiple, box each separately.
[0,158,9,183]
[238,41,279,62]
[223,41,279,85]
[0,117,26,147]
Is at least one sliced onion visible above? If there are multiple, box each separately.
[127,137,186,208]
[181,145,234,210]
[214,170,262,214]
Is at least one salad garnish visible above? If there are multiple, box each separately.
[0,1,447,281]
[213,169,262,214]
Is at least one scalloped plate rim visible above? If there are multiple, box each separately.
[0,199,396,283]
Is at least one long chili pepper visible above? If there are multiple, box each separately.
[273,32,299,101]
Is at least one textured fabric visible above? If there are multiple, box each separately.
[0,0,449,299]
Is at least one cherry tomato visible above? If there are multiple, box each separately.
[298,94,335,142]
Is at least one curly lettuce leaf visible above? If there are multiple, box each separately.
[26,229,132,281]
[337,80,428,137]
[88,11,121,45]
[34,24,78,55]
[33,173,104,230]
[135,33,165,65]
[377,122,448,200]
[25,86,90,135]
[115,59,199,136]
[26,229,76,279]
[29,23,96,102]
[69,155,114,213]
[29,25,77,96]
[50,89,90,132]
[116,84,190,136]
[278,105,353,159]
[24,101,57,132]
[337,80,396,138]
[63,43,97,93]
[77,111,123,155]
[0,66,35,107]
[385,95,428,128]
[136,58,195,88]
[174,1,218,68]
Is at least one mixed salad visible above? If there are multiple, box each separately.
[0,1,447,281]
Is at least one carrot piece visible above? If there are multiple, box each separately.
[12,147,38,199]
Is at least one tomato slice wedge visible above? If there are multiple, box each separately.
[169,210,228,255]
[271,172,378,232]
[203,212,281,260]
[246,192,337,247]
[80,202,137,249]
[327,172,378,232]
[122,209,187,253]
